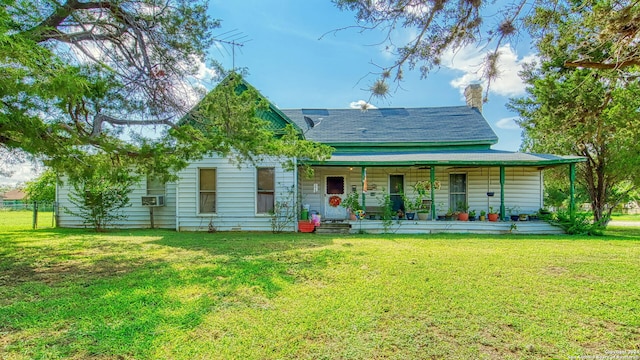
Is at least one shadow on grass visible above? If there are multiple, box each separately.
[0,229,339,359]
[603,226,640,240]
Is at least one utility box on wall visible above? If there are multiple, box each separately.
[141,195,165,207]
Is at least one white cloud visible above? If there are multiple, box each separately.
[192,56,218,82]
[0,163,40,187]
[349,100,378,110]
[442,44,537,97]
[496,116,521,130]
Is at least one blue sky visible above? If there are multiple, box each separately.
[1,0,537,186]
[207,0,536,149]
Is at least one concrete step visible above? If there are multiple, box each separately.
[315,222,351,234]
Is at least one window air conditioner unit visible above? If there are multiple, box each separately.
[141,195,165,207]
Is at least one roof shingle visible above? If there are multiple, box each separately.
[281,106,498,145]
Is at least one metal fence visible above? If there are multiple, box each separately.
[0,201,55,212]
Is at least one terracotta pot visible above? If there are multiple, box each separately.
[458,212,469,221]
[488,213,499,222]
[298,221,315,233]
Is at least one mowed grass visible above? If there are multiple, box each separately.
[1,212,639,359]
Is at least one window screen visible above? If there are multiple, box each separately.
[199,168,216,213]
[257,168,275,214]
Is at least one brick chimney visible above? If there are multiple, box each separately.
[464,84,483,112]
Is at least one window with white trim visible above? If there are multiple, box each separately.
[199,168,216,214]
[257,167,275,214]
[449,173,467,211]
[146,176,165,196]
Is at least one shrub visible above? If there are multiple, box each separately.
[548,210,605,236]
[66,171,136,231]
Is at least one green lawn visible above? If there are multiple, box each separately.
[1,212,639,359]
[611,213,640,222]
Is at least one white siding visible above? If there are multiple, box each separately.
[300,166,543,218]
[175,155,296,232]
[57,177,177,229]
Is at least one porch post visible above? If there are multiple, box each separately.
[361,167,366,209]
[430,166,436,217]
[500,166,506,221]
[569,163,576,220]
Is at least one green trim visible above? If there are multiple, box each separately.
[430,167,436,217]
[179,73,304,137]
[301,158,585,167]
[361,167,366,209]
[328,140,496,150]
[570,163,576,220]
[500,167,506,221]
[267,102,304,135]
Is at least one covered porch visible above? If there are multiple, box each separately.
[298,150,584,234]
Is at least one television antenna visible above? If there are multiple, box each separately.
[214,29,252,70]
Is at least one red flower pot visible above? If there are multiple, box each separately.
[298,221,315,233]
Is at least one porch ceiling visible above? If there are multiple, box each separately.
[302,150,585,167]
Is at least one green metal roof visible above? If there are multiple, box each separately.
[302,150,585,167]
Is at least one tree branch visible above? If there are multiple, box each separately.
[91,114,176,137]
[564,60,640,69]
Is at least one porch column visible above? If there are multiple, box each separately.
[361,167,367,209]
[500,166,506,221]
[569,163,576,220]
[430,166,436,217]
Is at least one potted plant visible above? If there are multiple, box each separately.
[436,202,446,220]
[479,210,486,221]
[457,201,469,221]
[402,192,424,220]
[417,205,430,220]
[488,206,499,222]
[508,206,520,221]
[445,208,455,221]
[468,209,477,221]
[341,192,362,220]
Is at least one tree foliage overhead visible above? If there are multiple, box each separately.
[508,2,640,223]
[2,0,215,156]
[2,1,331,179]
[334,0,640,98]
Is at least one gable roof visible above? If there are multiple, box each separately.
[281,106,498,148]
[1,189,26,201]
[180,74,303,137]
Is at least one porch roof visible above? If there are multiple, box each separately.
[302,150,585,167]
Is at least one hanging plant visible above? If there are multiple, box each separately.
[414,180,441,195]
[329,195,342,207]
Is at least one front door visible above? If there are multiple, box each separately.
[390,174,405,213]
[324,175,348,220]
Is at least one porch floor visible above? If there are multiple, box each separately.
[333,219,564,235]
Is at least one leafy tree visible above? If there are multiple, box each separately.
[2,1,330,180]
[176,74,333,174]
[2,0,214,158]
[334,0,640,97]
[66,164,137,231]
[24,169,56,203]
[508,4,640,224]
